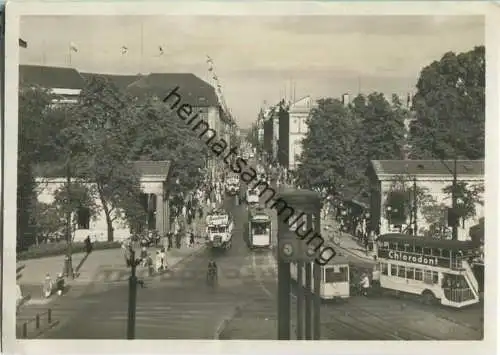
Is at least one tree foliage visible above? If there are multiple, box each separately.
[298,93,406,198]
[18,75,210,247]
[442,181,484,224]
[297,98,359,195]
[409,46,485,160]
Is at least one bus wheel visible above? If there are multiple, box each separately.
[421,290,437,305]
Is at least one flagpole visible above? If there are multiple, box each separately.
[140,22,144,74]
[42,40,46,65]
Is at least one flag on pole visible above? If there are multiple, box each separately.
[69,42,78,52]
[19,38,27,48]
[121,46,128,55]
[159,46,164,55]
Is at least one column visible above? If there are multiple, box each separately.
[155,193,164,235]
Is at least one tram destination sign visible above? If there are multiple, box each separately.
[379,250,449,268]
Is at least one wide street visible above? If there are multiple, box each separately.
[26,161,482,340]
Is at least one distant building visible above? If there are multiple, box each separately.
[368,160,484,241]
[20,66,226,179]
[34,161,172,242]
[288,96,315,170]
[19,65,85,104]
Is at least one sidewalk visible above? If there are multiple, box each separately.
[17,239,206,303]
[321,214,375,262]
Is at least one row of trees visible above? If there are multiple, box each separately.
[296,46,485,237]
[18,76,208,250]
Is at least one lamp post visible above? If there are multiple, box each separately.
[64,163,74,279]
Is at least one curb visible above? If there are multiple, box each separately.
[32,320,60,339]
[213,303,245,340]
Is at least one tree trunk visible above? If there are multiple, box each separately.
[99,195,114,242]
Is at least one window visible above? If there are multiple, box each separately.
[390,242,397,250]
[381,263,388,275]
[397,243,405,251]
[442,249,450,258]
[415,269,423,281]
[414,245,422,254]
[423,247,432,256]
[77,207,90,229]
[404,244,413,253]
[390,264,397,276]
[398,266,406,278]
[406,268,414,279]
[325,266,348,283]
[432,271,439,284]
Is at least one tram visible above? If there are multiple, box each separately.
[290,255,351,300]
[245,206,272,249]
[376,233,480,308]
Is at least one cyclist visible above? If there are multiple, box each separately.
[207,259,218,285]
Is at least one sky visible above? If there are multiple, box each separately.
[20,15,484,128]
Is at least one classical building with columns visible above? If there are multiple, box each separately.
[34,160,172,242]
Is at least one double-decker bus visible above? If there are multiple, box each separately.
[376,233,480,308]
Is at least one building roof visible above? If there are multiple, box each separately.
[126,73,219,107]
[33,160,171,179]
[370,160,484,178]
[19,65,85,90]
[80,72,142,89]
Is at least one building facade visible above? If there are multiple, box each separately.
[368,160,484,241]
[288,96,315,170]
[34,161,172,242]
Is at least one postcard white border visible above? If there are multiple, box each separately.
[2,1,499,354]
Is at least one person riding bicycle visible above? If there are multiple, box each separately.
[207,259,218,282]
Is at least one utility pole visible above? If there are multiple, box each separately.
[64,163,74,279]
[412,178,417,235]
[451,158,458,240]
[127,247,139,339]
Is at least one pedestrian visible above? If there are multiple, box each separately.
[155,250,162,273]
[189,231,195,247]
[84,235,93,254]
[160,247,167,270]
[175,232,181,249]
[167,232,173,250]
[359,272,370,296]
[371,258,380,294]
[43,273,53,298]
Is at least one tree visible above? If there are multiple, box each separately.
[32,201,63,245]
[297,98,359,196]
[129,99,208,208]
[409,46,485,160]
[17,85,57,251]
[384,174,437,234]
[354,93,406,166]
[443,181,484,227]
[72,76,146,241]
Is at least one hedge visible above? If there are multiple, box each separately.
[17,241,122,261]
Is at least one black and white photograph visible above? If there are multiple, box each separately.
[2,2,499,355]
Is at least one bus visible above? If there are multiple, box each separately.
[290,256,351,300]
[376,233,480,308]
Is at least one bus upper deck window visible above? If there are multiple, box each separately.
[414,245,422,254]
[423,247,432,256]
[390,242,397,250]
[442,249,450,258]
[397,243,405,251]
[404,244,413,252]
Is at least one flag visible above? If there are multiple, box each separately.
[159,45,164,55]
[206,55,213,64]
[69,42,78,52]
[121,46,128,55]
[18,38,27,48]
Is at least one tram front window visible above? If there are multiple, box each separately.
[325,266,348,283]
[252,222,270,235]
[209,226,226,234]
